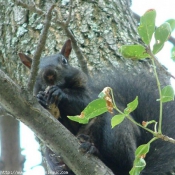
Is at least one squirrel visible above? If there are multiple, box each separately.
[19,39,175,175]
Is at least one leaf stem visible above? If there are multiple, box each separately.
[126,115,155,135]
[147,46,163,134]
[148,137,158,145]
[110,87,156,134]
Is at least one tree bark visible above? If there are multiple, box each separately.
[0,69,114,174]
[0,0,169,79]
[0,0,172,174]
[0,108,24,172]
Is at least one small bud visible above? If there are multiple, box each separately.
[142,121,148,127]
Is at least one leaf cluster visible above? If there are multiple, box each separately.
[68,9,175,175]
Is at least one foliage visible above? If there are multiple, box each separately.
[68,99,108,124]
[69,9,175,175]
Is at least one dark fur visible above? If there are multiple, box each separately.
[19,40,175,175]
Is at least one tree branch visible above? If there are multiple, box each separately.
[27,5,55,93]
[156,133,175,144]
[64,27,90,76]
[65,0,73,26]
[15,0,44,15]
[15,0,89,76]
[0,69,114,175]
[56,1,90,76]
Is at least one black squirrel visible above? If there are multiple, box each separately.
[19,39,175,175]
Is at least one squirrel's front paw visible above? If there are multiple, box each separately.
[77,134,99,156]
[37,91,48,108]
[47,85,66,105]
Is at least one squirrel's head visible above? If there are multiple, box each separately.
[18,39,72,94]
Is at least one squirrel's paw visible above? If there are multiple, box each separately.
[77,134,99,155]
[37,91,48,108]
[46,85,66,105]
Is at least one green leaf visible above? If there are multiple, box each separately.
[129,158,146,175]
[153,22,171,54]
[135,144,150,156]
[166,19,175,31]
[68,99,108,124]
[124,96,138,114]
[152,43,164,55]
[129,144,150,175]
[171,46,175,61]
[68,116,89,124]
[138,9,156,45]
[119,45,149,59]
[161,85,174,103]
[111,114,125,128]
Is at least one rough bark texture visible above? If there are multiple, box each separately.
[0,0,172,174]
[0,69,114,175]
[0,0,169,82]
[0,108,24,172]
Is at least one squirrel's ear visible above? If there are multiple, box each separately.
[18,53,32,69]
[60,39,72,59]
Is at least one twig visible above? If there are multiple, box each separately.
[16,0,89,76]
[15,0,44,15]
[65,0,73,26]
[64,28,89,76]
[27,5,55,93]
[156,133,175,144]
[56,0,89,75]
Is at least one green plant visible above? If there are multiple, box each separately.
[68,9,175,175]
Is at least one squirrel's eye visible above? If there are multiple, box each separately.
[62,56,68,65]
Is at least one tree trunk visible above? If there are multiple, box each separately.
[0,0,172,175]
[0,107,24,172]
[0,0,168,82]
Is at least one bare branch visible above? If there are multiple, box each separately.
[65,0,73,26]
[0,69,114,175]
[15,0,89,76]
[156,133,175,144]
[64,27,89,76]
[27,5,55,93]
[15,0,44,15]
[55,1,89,75]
